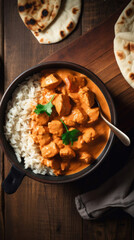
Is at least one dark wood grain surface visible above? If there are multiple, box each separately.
[0,0,134,240]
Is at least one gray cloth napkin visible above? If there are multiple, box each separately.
[75,148,134,220]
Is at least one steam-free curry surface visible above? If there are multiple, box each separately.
[30,69,110,176]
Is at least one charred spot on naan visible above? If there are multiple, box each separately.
[124,43,130,51]
[25,3,33,10]
[18,2,37,13]
[124,42,134,52]
[117,21,124,24]
[67,21,74,31]
[72,8,79,14]
[40,38,44,43]
[25,18,37,28]
[34,32,39,36]
[116,51,125,60]
[40,25,45,29]
[129,73,134,80]
[18,5,25,12]
[41,9,49,18]
[126,8,133,17]
[60,31,65,38]
[128,61,132,64]
[130,42,134,52]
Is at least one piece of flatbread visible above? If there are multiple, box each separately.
[31,0,81,44]
[115,0,134,35]
[18,0,61,32]
[114,32,134,88]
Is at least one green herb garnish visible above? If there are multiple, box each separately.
[60,119,81,146]
[34,95,55,116]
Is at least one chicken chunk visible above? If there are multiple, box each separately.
[68,86,94,110]
[79,151,92,164]
[40,88,56,104]
[79,87,95,108]
[63,74,87,92]
[71,135,85,150]
[53,93,71,116]
[60,146,76,160]
[48,120,63,136]
[41,141,59,158]
[72,107,88,124]
[53,136,65,149]
[37,134,51,147]
[31,125,49,135]
[32,112,49,125]
[87,107,100,123]
[61,115,75,127]
[63,75,79,92]
[83,128,96,143]
[31,125,51,146]
[42,158,61,170]
[41,74,62,89]
[62,107,87,127]
[68,91,80,105]
[76,76,87,87]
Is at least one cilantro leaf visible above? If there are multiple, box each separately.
[61,132,70,145]
[69,129,81,145]
[34,95,55,116]
[60,119,81,145]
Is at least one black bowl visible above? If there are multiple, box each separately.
[0,62,116,193]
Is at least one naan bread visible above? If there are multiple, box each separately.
[31,0,81,44]
[18,0,61,32]
[114,32,134,88]
[115,0,134,35]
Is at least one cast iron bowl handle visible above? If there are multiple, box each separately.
[2,165,26,194]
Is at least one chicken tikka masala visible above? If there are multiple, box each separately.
[30,69,110,176]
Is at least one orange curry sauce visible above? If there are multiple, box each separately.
[30,69,110,176]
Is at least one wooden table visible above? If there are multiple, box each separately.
[0,0,134,239]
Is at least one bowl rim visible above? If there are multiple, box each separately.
[0,61,116,183]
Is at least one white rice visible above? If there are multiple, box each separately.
[4,74,54,176]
